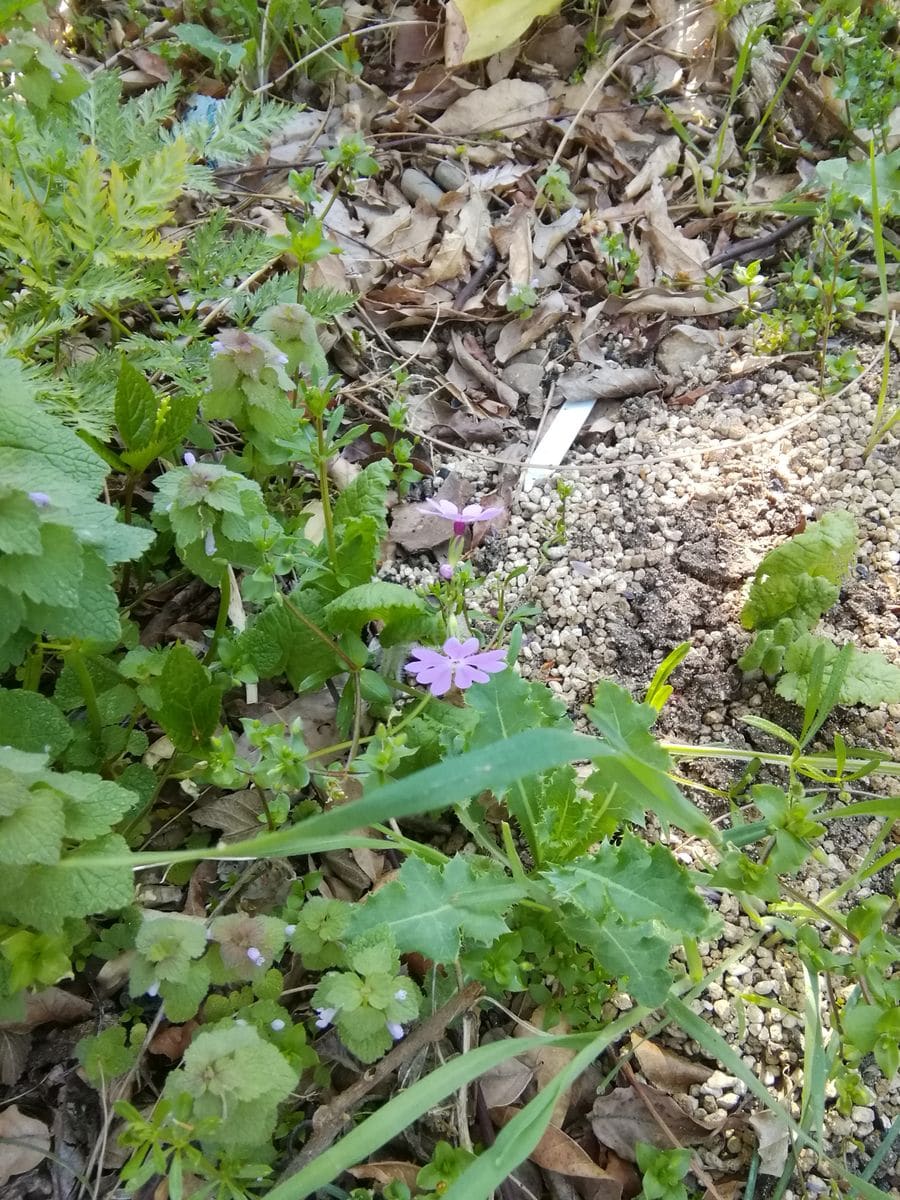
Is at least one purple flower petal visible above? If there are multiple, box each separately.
[204,528,217,556]
[183,452,197,467]
[386,1021,404,1040]
[439,563,454,580]
[314,1006,337,1029]
[467,648,508,673]
[420,498,461,520]
[28,491,51,508]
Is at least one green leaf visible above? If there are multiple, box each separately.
[741,510,857,632]
[164,1024,297,1151]
[77,1024,140,1085]
[0,833,133,931]
[465,668,569,861]
[240,590,343,692]
[545,833,710,936]
[347,855,525,963]
[69,728,602,870]
[332,459,393,534]
[449,0,562,65]
[324,582,430,637]
[564,912,674,1006]
[172,22,247,70]
[0,776,64,865]
[778,634,900,708]
[0,688,73,760]
[116,357,195,470]
[148,644,223,750]
[586,682,713,838]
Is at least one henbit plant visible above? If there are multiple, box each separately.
[1,19,898,1199]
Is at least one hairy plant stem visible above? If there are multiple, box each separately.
[315,414,338,571]
[203,565,231,665]
[66,645,103,748]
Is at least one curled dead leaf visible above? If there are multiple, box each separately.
[435,80,551,138]
[479,1054,534,1108]
[749,1110,790,1176]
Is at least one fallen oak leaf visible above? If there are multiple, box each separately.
[490,1106,620,1184]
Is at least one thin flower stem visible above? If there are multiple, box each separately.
[203,565,231,665]
[315,414,338,571]
[66,646,103,748]
[662,741,900,779]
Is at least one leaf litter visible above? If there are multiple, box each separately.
[5,1,900,1198]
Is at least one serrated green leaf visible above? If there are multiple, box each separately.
[564,911,674,1007]
[165,1024,297,1150]
[545,834,710,937]
[148,644,223,750]
[0,489,41,553]
[77,1024,140,1085]
[0,780,64,865]
[324,581,430,636]
[586,682,713,838]
[240,590,342,692]
[0,688,72,760]
[332,459,393,533]
[0,832,133,931]
[778,634,900,707]
[348,855,524,963]
[741,511,857,632]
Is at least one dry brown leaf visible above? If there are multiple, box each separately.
[640,182,708,282]
[630,1034,714,1093]
[20,987,92,1029]
[0,1105,50,1185]
[423,231,468,283]
[348,1162,421,1189]
[491,1106,618,1183]
[389,474,470,553]
[479,1055,534,1108]
[624,137,682,201]
[557,365,658,403]
[0,1030,29,1086]
[457,192,493,261]
[748,1110,790,1176]
[495,292,567,363]
[435,80,551,137]
[702,1180,745,1200]
[450,332,520,410]
[150,1020,198,1061]
[604,1149,643,1199]
[194,789,266,841]
[367,203,439,266]
[515,1008,575,1128]
[591,1086,721,1161]
[533,207,581,262]
[604,288,751,317]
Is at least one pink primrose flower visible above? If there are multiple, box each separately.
[406,636,507,697]
[419,498,504,536]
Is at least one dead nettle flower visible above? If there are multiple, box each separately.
[28,491,51,508]
[406,636,507,697]
[314,1005,337,1029]
[204,527,217,556]
[183,452,197,468]
[270,1018,286,1032]
[386,1021,405,1041]
[210,913,282,979]
[419,498,505,537]
[209,329,290,381]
